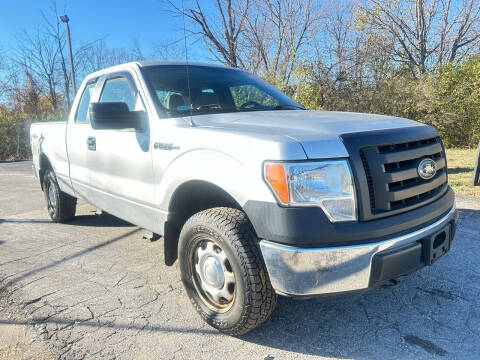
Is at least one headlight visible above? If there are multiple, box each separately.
[264,160,357,222]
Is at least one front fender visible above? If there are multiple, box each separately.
[156,149,276,211]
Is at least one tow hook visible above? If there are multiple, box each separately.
[382,278,400,289]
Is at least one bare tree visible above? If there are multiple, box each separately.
[316,0,395,87]
[151,38,185,60]
[15,28,61,110]
[316,0,358,86]
[360,0,480,77]
[75,40,140,77]
[167,0,251,67]
[0,48,9,100]
[167,0,322,86]
[14,1,94,111]
[244,0,323,86]
[130,38,146,61]
[439,0,480,64]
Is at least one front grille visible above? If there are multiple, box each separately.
[359,149,375,210]
[360,136,447,217]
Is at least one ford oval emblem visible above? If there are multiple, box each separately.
[418,158,437,180]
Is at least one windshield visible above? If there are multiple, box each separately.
[141,65,304,118]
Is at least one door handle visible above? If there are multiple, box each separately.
[87,136,96,151]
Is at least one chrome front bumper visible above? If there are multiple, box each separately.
[259,204,458,297]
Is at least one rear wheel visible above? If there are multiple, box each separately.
[43,169,77,222]
[178,207,277,335]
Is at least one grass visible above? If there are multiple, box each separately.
[445,148,480,197]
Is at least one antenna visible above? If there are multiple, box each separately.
[181,0,195,127]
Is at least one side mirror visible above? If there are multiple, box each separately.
[89,102,145,130]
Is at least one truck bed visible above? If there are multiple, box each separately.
[30,121,69,187]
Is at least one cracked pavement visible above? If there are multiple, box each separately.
[1,161,480,359]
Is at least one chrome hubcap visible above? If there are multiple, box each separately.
[193,240,235,310]
[48,184,56,208]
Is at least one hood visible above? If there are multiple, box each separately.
[192,110,423,159]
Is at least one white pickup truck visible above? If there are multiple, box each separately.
[30,61,458,335]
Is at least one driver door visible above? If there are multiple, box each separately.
[88,72,157,231]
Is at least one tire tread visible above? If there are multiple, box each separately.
[43,170,77,223]
[181,207,277,336]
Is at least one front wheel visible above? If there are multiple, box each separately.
[43,169,77,222]
[178,207,277,335]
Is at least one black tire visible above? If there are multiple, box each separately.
[178,207,277,336]
[43,169,77,222]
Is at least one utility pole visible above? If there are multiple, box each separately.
[60,14,76,98]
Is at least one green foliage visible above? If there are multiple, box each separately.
[289,56,480,148]
[290,64,325,110]
[0,107,30,160]
[426,58,480,147]
[0,93,64,160]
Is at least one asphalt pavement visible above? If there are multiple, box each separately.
[1,161,479,360]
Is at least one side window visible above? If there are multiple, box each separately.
[100,77,139,110]
[75,82,96,123]
[230,84,279,108]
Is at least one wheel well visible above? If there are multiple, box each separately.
[39,153,53,190]
[163,180,242,266]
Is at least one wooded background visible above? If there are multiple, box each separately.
[1,0,480,160]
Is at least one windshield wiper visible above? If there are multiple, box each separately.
[273,104,305,110]
[196,104,223,111]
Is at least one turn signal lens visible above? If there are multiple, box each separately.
[264,163,289,204]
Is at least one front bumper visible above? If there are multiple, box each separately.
[259,204,458,297]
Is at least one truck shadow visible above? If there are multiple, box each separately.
[4,228,140,286]
[0,318,216,336]
[447,166,473,174]
[0,213,133,227]
[67,212,133,227]
[0,219,53,224]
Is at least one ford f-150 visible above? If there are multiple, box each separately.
[30,61,458,335]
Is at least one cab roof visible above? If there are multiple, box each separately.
[84,60,234,82]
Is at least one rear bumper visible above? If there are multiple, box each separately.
[259,204,458,297]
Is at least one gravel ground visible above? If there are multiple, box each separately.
[0,161,479,360]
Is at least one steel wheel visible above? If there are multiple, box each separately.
[46,180,58,216]
[179,208,277,335]
[42,169,77,223]
[190,238,236,312]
